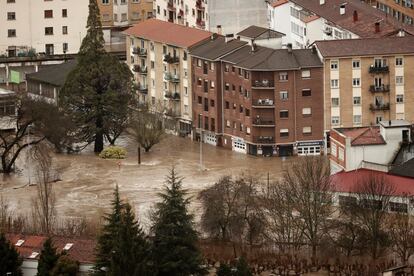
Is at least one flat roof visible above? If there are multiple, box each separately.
[26,59,77,87]
[379,120,411,128]
[189,36,247,61]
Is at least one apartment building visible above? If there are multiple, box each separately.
[315,36,414,137]
[98,0,154,44]
[1,0,88,57]
[153,0,268,35]
[266,0,414,49]
[124,19,211,135]
[376,0,414,25]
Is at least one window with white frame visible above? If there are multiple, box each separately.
[302,107,312,116]
[396,94,404,103]
[338,148,344,161]
[396,57,403,66]
[303,126,312,134]
[331,79,339,88]
[352,60,360,69]
[280,91,288,100]
[353,96,361,105]
[301,70,311,79]
[332,116,340,125]
[396,76,404,85]
[331,98,339,107]
[353,115,362,124]
[352,78,360,87]
[331,143,337,157]
[331,60,338,70]
[279,72,288,81]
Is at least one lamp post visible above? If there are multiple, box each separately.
[27,124,32,186]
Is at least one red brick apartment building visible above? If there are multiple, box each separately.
[190,37,324,156]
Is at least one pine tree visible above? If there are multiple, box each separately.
[93,185,123,275]
[151,168,206,276]
[37,238,59,276]
[112,203,152,276]
[235,257,252,276]
[0,233,22,276]
[60,0,133,153]
[51,255,79,276]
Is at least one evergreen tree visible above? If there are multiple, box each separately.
[0,233,22,276]
[51,255,79,276]
[60,0,133,153]
[151,168,206,276]
[37,238,59,276]
[93,185,123,275]
[216,263,233,276]
[234,257,252,276]
[112,203,152,276]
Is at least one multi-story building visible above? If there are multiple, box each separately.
[376,0,414,25]
[153,0,268,35]
[266,0,414,49]
[0,88,16,133]
[315,36,414,138]
[124,19,212,135]
[97,0,154,44]
[0,0,89,57]
[191,36,324,157]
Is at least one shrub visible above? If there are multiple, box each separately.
[99,146,126,159]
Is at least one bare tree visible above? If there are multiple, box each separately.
[347,172,395,260]
[282,156,333,261]
[0,196,11,233]
[387,212,414,264]
[31,143,57,235]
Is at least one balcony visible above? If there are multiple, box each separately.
[135,83,148,94]
[167,1,176,11]
[252,80,275,89]
[252,99,275,108]
[133,65,147,75]
[370,103,390,111]
[369,65,389,74]
[253,136,275,144]
[165,108,180,118]
[138,48,147,57]
[252,118,275,127]
[196,18,206,29]
[163,54,180,64]
[196,0,205,10]
[369,85,390,93]
[164,72,180,83]
[132,47,139,55]
[165,91,180,101]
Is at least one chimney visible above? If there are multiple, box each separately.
[225,34,234,43]
[340,4,346,15]
[320,0,325,5]
[287,43,293,53]
[251,42,257,52]
[353,10,358,22]
[398,29,406,37]
[217,25,222,35]
[375,22,380,33]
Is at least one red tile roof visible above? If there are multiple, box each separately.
[124,18,213,48]
[330,169,414,196]
[6,234,96,264]
[334,126,386,146]
[271,0,289,8]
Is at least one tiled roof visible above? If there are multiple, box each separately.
[189,36,247,61]
[315,36,414,57]
[330,169,414,196]
[271,0,289,8]
[26,59,77,87]
[124,18,213,48]
[236,25,284,39]
[389,158,414,179]
[221,46,322,71]
[335,126,386,146]
[277,0,414,38]
[6,234,96,264]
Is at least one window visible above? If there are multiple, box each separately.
[303,126,312,134]
[209,62,215,71]
[197,59,201,67]
[352,78,360,87]
[338,148,344,161]
[44,10,53,18]
[224,65,230,72]
[280,129,289,137]
[62,26,68,34]
[63,43,68,52]
[331,79,339,88]
[62,9,67,17]
[238,68,242,76]
[331,143,337,157]
[331,98,339,107]
[389,202,408,213]
[280,110,289,118]
[7,29,16,37]
[396,94,404,103]
[396,76,404,85]
[353,96,361,105]
[280,91,288,100]
[246,127,251,134]
[45,27,54,35]
[225,83,230,91]
[245,109,250,117]
[226,120,230,127]
[239,105,243,113]
[210,81,215,88]
[279,72,288,81]
[197,96,202,104]
[332,116,340,125]
[301,70,311,78]
[396,57,403,66]
[352,60,360,69]
[102,0,109,3]
[7,0,16,2]
[353,115,361,124]
[330,60,338,70]
[302,89,311,97]
[233,103,237,110]
[7,12,16,20]
[210,99,215,107]
[225,101,229,109]
[302,107,311,116]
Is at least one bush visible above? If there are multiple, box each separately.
[99,146,127,159]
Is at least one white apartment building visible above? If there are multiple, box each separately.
[153,0,268,35]
[267,0,414,49]
[1,0,88,57]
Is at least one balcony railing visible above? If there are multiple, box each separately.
[369,65,389,74]
[369,85,390,93]
[196,0,205,10]
[165,108,180,117]
[167,1,176,11]
[133,65,147,74]
[252,119,275,127]
[196,18,206,28]
[135,83,148,94]
[165,91,180,101]
[252,99,275,108]
[132,47,139,55]
[370,103,390,111]
[253,136,275,144]
[138,48,147,57]
[252,80,275,89]
[164,54,180,64]
[164,72,180,82]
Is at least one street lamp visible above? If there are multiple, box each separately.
[27,124,32,186]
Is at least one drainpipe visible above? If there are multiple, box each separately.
[293,70,297,153]
[220,60,225,142]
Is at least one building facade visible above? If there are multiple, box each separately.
[267,0,414,49]
[124,19,211,135]
[153,0,268,35]
[376,0,414,25]
[315,37,414,137]
[1,0,89,57]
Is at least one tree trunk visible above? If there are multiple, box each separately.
[94,117,104,153]
[137,146,141,165]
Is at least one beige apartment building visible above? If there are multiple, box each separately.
[315,36,414,135]
[377,0,414,25]
[124,19,211,135]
